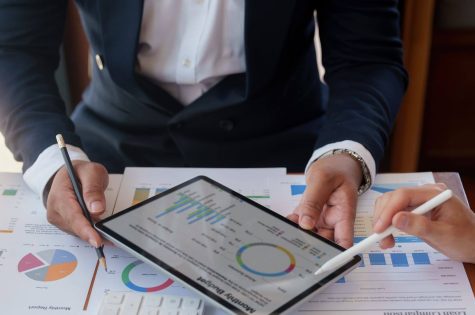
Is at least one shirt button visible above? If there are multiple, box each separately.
[219,120,234,131]
[95,54,104,70]
[182,58,192,68]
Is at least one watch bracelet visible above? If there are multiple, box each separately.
[319,148,372,195]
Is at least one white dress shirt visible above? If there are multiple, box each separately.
[23,0,375,200]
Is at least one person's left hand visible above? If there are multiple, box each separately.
[287,153,362,248]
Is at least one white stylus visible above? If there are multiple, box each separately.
[314,189,453,277]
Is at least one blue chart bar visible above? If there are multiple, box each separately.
[336,277,346,283]
[176,201,200,214]
[390,253,409,267]
[369,253,386,265]
[188,206,215,224]
[205,209,230,225]
[371,183,416,194]
[155,195,193,219]
[412,253,430,265]
[354,236,423,244]
[290,185,306,196]
[359,255,365,267]
[393,236,423,243]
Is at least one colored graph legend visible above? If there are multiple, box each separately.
[18,249,77,281]
[2,189,17,196]
[236,243,296,277]
[155,191,233,225]
[122,260,174,292]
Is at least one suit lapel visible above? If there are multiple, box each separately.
[98,0,183,114]
[97,1,295,112]
[244,0,295,98]
[98,0,143,93]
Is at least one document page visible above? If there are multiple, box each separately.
[275,173,475,315]
[0,173,122,314]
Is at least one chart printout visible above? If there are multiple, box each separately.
[277,173,475,315]
[103,178,344,314]
[1,171,474,315]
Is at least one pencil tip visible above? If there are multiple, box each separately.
[99,257,108,272]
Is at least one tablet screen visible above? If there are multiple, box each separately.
[99,177,357,314]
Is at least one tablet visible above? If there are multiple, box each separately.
[96,176,360,314]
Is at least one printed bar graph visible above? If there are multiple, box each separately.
[390,253,409,267]
[155,192,233,225]
[133,188,150,205]
[369,253,386,265]
[412,253,431,265]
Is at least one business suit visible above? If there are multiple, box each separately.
[0,0,407,174]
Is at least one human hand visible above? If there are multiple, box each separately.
[373,184,475,263]
[46,161,109,248]
[287,154,362,248]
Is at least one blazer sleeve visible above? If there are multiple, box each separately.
[0,0,82,171]
[314,0,408,168]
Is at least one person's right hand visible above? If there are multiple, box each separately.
[46,160,109,248]
[373,184,475,264]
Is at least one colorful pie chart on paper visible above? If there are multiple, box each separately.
[236,243,296,277]
[18,249,78,281]
[122,260,174,292]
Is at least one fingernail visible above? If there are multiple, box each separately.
[373,218,382,231]
[89,238,99,248]
[90,201,103,213]
[300,215,314,229]
[395,214,408,229]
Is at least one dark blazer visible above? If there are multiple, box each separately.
[0,0,407,173]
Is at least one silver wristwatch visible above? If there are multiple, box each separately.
[318,148,372,195]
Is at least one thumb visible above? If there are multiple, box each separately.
[393,212,435,240]
[77,163,108,215]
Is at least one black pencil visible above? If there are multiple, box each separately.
[56,134,107,271]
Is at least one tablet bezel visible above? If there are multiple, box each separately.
[96,175,361,314]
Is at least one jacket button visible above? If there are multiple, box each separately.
[95,54,104,70]
[219,120,234,131]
